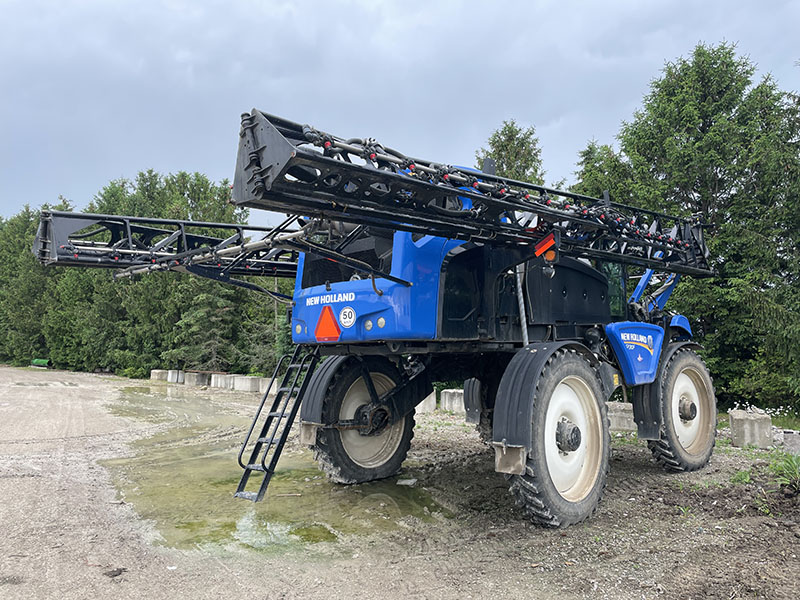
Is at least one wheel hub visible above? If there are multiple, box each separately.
[679,395,697,421]
[555,419,582,453]
[352,404,390,436]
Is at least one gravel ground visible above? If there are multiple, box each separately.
[0,365,798,600]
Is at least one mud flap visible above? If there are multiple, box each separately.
[630,341,703,440]
[493,442,527,475]
[463,378,482,425]
[631,384,661,440]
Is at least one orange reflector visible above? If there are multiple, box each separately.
[543,249,557,262]
[534,233,556,257]
[314,305,341,342]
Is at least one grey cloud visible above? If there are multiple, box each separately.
[1,0,798,219]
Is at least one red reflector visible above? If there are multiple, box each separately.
[534,233,556,257]
[314,305,341,342]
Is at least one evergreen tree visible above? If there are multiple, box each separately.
[475,120,545,183]
[573,43,800,408]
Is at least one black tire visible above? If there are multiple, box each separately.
[313,357,414,484]
[508,349,610,528]
[648,349,716,472]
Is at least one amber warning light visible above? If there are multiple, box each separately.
[314,305,341,342]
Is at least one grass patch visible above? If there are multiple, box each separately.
[730,469,752,485]
[772,414,800,431]
[769,452,800,493]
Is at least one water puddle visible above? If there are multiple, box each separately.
[101,387,449,553]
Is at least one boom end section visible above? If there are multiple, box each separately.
[232,110,299,210]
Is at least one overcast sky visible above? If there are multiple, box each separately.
[1,0,798,225]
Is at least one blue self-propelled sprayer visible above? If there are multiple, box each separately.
[34,109,716,527]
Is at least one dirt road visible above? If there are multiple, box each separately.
[0,366,798,599]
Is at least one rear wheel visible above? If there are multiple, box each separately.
[313,358,414,483]
[648,349,716,472]
[508,350,610,527]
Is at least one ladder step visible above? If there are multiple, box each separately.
[267,411,286,418]
[234,491,258,501]
[257,435,277,445]
[278,387,298,393]
[246,463,268,472]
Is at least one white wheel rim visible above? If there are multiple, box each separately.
[339,372,405,468]
[670,366,712,454]
[543,376,603,502]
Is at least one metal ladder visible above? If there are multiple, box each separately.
[234,345,320,502]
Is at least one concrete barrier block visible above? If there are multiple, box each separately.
[416,391,436,414]
[607,401,637,432]
[150,369,168,381]
[184,372,210,387]
[258,377,276,396]
[210,374,230,388]
[440,389,465,414]
[166,370,184,384]
[730,410,772,448]
[783,430,800,456]
[233,376,261,392]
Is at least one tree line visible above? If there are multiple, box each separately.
[1,43,798,409]
[0,171,292,378]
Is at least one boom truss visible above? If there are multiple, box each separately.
[232,110,712,277]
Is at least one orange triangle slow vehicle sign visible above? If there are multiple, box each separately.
[314,305,341,342]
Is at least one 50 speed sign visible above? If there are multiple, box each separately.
[339,306,356,328]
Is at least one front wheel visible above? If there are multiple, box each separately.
[507,350,610,527]
[648,349,716,472]
[313,357,414,484]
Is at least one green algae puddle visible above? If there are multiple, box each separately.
[101,386,448,553]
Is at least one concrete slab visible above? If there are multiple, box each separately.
[166,370,184,384]
[149,369,168,381]
[607,401,637,432]
[440,389,465,415]
[233,376,260,392]
[184,372,210,387]
[416,391,436,414]
[729,409,772,448]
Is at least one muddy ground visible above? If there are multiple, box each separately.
[0,365,798,600]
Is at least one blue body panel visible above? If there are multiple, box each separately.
[291,232,464,344]
[670,314,692,337]
[605,322,665,385]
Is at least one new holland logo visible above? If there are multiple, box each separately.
[305,292,356,307]
[620,332,654,355]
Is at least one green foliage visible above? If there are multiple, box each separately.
[573,42,800,409]
[769,452,800,493]
[0,202,68,365]
[0,170,275,378]
[475,120,544,183]
[161,278,248,372]
[730,469,752,485]
[571,141,632,202]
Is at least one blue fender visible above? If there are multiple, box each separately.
[670,314,693,338]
